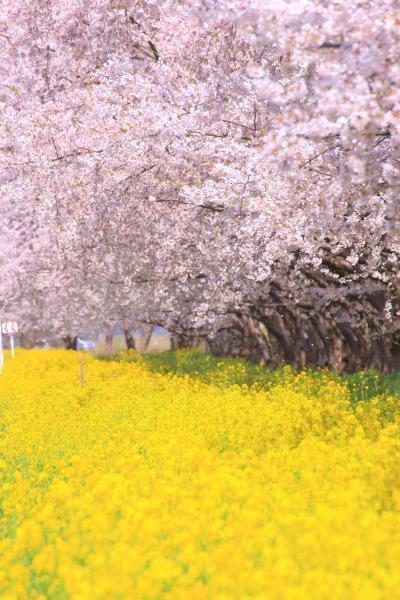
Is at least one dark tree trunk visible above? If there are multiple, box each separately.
[170,333,205,350]
[104,329,113,355]
[208,315,271,365]
[141,324,153,352]
[63,335,78,350]
[124,329,135,350]
[20,332,36,349]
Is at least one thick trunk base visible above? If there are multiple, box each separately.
[141,324,153,352]
[124,329,135,350]
[170,334,206,351]
[104,332,113,355]
[63,336,78,350]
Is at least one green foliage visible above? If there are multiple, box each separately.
[106,349,400,404]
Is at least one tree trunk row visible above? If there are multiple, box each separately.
[61,326,154,353]
[207,313,399,373]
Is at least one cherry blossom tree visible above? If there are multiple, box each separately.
[0,0,399,369]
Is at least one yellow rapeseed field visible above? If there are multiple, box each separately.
[1,350,400,600]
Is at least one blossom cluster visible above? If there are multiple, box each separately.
[0,1,398,339]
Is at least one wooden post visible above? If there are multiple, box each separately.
[80,356,85,386]
[0,324,3,373]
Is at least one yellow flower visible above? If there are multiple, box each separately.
[0,349,399,599]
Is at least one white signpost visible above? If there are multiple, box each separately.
[0,321,18,370]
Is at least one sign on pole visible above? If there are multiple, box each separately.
[0,322,19,368]
[1,322,18,335]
